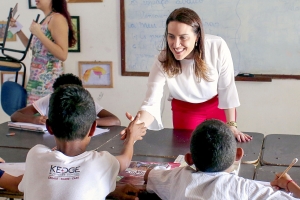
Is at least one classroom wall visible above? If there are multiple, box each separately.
[1,0,300,135]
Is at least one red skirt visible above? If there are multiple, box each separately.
[171,95,227,130]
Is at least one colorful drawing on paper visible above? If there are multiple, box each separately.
[79,61,113,88]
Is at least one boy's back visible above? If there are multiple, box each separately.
[147,166,296,200]
[146,119,297,200]
[19,145,119,200]
[18,85,146,200]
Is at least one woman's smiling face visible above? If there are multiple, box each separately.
[167,21,198,60]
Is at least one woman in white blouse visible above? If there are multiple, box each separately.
[124,7,251,142]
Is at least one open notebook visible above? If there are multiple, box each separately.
[8,122,109,136]
[8,122,46,132]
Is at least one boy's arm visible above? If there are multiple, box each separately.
[10,105,47,125]
[115,114,147,172]
[271,172,300,198]
[144,168,153,184]
[96,109,121,126]
[0,172,23,193]
[106,184,142,200]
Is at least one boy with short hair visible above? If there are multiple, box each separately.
[18,85,146,200]
[11,73,121,126]
[145,119,298,199]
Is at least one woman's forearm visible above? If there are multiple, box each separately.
[16,30,29,47]
[138,110,154,127]
[224,108,236,122]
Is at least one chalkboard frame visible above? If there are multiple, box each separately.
[120,0,149,77]
[120,1,300,80]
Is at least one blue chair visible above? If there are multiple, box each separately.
[1,81,27,116]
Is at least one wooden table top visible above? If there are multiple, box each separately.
[261,134,300,166]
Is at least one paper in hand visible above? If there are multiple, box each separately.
[9,21,23,34]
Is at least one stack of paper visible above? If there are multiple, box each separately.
[8,122,47,132]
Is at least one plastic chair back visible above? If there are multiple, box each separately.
[1,81,27,116]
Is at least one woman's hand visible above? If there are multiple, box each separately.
[9,18,17,27]
[229,126,252,142]
[120,112,136,140]
[29,21,42,37]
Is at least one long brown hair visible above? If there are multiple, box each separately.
[52,0,76,47]
[161,7,209,81]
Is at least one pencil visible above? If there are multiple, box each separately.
[278,158,298,179]
[15,14,20,21]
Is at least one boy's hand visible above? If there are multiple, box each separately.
[33,115,47,125]
[121,112,144,140]
[270,172,293,191]
[109,184,142,200]
[125,113,147,142]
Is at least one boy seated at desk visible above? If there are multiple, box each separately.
[17,85,146,199]
[11,73,121,127]
[0,157,22,193]
[144,119,300,199]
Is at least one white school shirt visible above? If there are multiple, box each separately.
[18,144,120,200]
[33,94,103,116]
[140,34,240,130]
[146,166,297,200]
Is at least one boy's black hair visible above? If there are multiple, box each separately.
[48,84,96,141]
[52,73,83,90]
[190,119,236,172]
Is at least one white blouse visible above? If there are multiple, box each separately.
[140,34,240,130]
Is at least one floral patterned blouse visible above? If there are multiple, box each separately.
[26,16,63,105]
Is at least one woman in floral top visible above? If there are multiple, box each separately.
[11,0,76,104]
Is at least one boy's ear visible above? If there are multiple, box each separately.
[184,153,194,166]
[46,119,54,135]
[88,121,97,137]
[235,147,244,161]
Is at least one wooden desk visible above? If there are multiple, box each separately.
[97,129,264,164]
[97,128,191,159]
[255,165,300,184]
[261,134,300,166]
[0,122,122,151]
[0,147,29,162]
[239,164,256,180]
[237,132,264,164]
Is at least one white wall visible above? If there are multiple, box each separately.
[1,0,300,135]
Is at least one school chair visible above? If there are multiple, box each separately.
[1,81,27,116]
[0,7,39,87]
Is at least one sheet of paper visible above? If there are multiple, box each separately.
[174,155,196,170]
[254,180,271,187]
[9,21,23,34]
[0,162,25,177]
[93,128,109,137]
